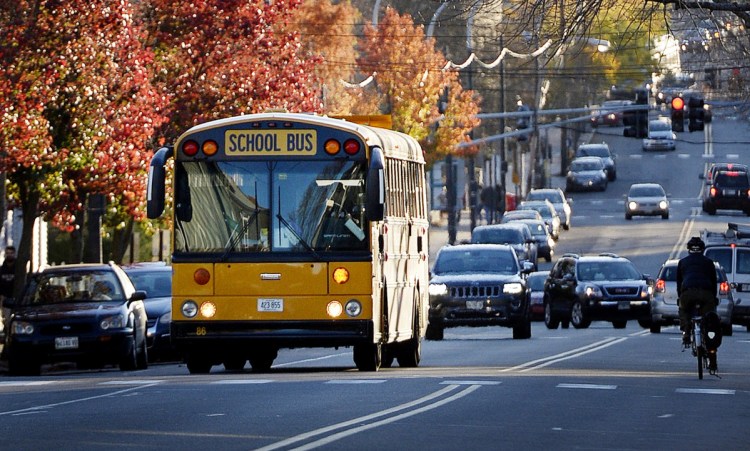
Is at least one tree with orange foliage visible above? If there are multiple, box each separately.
[140,0,324,144]
[0,1,166,291]
[356,7,480,166]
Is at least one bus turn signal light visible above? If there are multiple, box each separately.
[332,267,349,284]
[194,268,211,285]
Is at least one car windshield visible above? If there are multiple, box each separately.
[571,160,602,171]
[472,228,523,244]
[577,261,641,281]
[660,264,726,282]
[519,204,552,218]
[523,222,547,237]
[527,191,562,203]
[22,271,125,305]
[126,271,172,298]
[578,147,609,158]
[715,173,749,188]
[630,186,664,197]
[650,121,671,132]
[433,249,519,275]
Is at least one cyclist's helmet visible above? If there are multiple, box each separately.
[687,236,705,254]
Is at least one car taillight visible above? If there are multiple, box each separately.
[709,186,717,197]
[720,281,729,295]
[655,279,666,293]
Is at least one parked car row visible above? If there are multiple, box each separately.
[1,261,175,375]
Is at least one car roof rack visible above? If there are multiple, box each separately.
[561,253,579,259]
[598,252,620,258]
[701,223,750,247]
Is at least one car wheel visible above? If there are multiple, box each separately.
[425,323,444,341]
[722,324,733,337]
[136,329,148,370]
[119,331,138,371]
[625,213,632,220]
[612,320,627,329]
[512,316,532,339]
[544,300,560,329]
[650,324,661,333]
[570,301,591,329]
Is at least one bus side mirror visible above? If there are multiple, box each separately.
[147,147,174,219]
[366,147,385,221]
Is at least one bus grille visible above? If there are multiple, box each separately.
[450,285,501,298]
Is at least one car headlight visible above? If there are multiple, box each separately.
[583,285,603,298]
[429,283,448,296]
[627,201,638,211]
[658,200,668,209]
[641,286,653,298]
[100,314,125,330]
[503,282,524,295]
[159,311,171,324]
[11,321,34,335]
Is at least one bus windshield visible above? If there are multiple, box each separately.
[174,159,368,254]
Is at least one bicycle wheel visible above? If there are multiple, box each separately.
[696,346,704,380]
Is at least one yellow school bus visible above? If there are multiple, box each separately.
[147,112,429,372]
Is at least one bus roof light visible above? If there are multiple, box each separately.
[202,140,218,156]
[324,139,341,155]
[344,139,360,155]
[183,140,199,157]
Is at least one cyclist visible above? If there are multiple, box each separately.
[676,236,719,372]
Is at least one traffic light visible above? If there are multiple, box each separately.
[688,97,705,132]
[516,103,530,142]
[671,96,685,132]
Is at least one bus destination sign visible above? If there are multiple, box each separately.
[225,130,317,156]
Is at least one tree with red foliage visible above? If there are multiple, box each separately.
[0,1,166,293]
[139,0,323,144]
[356,7,480,166]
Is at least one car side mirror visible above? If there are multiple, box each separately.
[698,173,705,180]
[129,290,147,304]
[522,261,534,274]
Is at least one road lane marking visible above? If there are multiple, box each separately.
[500,337,624,373]
[253,384,474,451]
[272,352,350,368]
[0,381,54,387]
[557,383,617,390]
[0,383,161,417]
[441,380,501,385]
[675,388,735,395]
[99,380,166,385]
[212,380,274,384]
[325,380,387,384]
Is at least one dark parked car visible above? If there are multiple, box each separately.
[123,262,178,362]
[427,244,533,340]
[565,156,608,192]
[702,169,750,215]
[3,263,148,375]
[576,142,616,180]
[543,253,653,329]
[471,223,538,269]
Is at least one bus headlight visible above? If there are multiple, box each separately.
[345,300,362,317]
[327,301,343,318]
[200,301,216,318]
[181,300,199,318]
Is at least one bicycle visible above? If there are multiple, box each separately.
[684,306,719,379]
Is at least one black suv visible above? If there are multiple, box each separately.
[427,244,533,340]
[543,253,652,329]
[702,169,750,215]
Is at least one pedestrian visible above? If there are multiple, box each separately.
[0,245,16,337]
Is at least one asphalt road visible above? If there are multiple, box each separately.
[2,116,750,450]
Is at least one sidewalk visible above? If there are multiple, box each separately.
[428,126,594,261]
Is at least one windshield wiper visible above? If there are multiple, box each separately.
[220,209,260,261]
[276,213,321,260]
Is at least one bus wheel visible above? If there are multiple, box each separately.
[250,349,277,372]
[425,323,443,340]
[186,354,213,374]
[381,346,395,368]
[353,343,381,371]
[222,357,247,371]
[397,309,422,367]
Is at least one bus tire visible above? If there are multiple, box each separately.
[250,349,277,372]
[397,308,422,367]
[353,343,381,371]
[186,354,213,374]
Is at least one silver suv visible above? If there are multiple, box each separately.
[648,259,733,335]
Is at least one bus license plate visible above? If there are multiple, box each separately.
[466,300,484,310]
[618,301,630,310]
[55,336,79,350]
[258,298,283,312]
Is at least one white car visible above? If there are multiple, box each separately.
[642,119,676,151]
[625,183,669,220]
